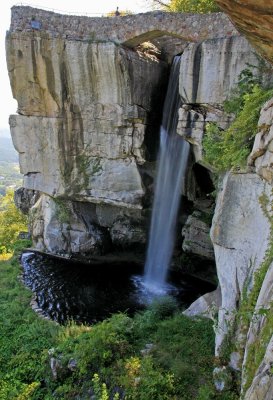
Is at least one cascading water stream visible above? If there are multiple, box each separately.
[144,56,190,292]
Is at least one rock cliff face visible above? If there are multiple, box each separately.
[7,37,166,207]
[177,35,269,163]
[5,7,242,260]
[199,3,273,398]
[211,173,272,352]
[6,18,169,257]
[216,0,273,65]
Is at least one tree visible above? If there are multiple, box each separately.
[0,189,28,254]
[150,0,219,13]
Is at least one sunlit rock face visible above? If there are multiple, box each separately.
[211,173,272,354]
[7,37,168,209]
[6,24,169,256]
[216,0,273,65]
[179,36,260,105]
[177,35,273,164]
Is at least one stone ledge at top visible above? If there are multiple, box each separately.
[216,0,273,66]
[9,6,238,47]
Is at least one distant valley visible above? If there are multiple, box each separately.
[0,133,22,195]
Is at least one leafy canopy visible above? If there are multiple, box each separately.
[203,69,273,172]
[0,189,28,254]
[150,0,219,13]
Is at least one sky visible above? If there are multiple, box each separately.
[0,0,152,133]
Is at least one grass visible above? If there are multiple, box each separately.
[0,254,60,399]
[0,246,238,399]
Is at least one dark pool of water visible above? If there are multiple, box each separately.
[21,251,215,324]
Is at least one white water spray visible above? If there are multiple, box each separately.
[144,56,190,292]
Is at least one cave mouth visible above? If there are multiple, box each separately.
[21,251,215,325]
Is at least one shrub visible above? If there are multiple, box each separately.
[148,295,179,319]
[168,0,219,13]
[151,0,219,13]
[203,84,273,171]
[0,189,28,255]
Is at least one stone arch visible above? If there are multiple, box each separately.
[119,12,238,49]
[123,30,187,48]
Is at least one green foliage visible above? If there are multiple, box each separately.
[151,0,219,13]
[203,84,273,172]
[167,0,219,13]
[151,314,215,397]
[0,247,238,399]
[0,256,59,399]
[147,295,179,319]
[223,68,262,116]
[92,373,121,399]
[0,189,28,254]
[122,356,175,400]
[63,313,134,376]
[54,198,71,224]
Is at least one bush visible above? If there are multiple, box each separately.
[168,0,219,13]
[0,250,237,399]
[151,0,219,13]
[148,295,179,319]
[0,189,28,255]
[203,84,273,171]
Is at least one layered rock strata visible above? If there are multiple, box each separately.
[5,7,240,259]
[6,28,168,256]
[211,173,272,353]
[177,35,273,164]
[7,38,166,208]
[178,20,273,397]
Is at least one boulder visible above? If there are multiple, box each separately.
[182,210,214,260]
[183,287,221,318]
[14,187,40,214]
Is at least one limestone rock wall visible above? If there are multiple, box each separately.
[177,22,273,397]
[7,35,167,209]
[242,261,273,400]
[211,173,272,353]
[177,35,272,164]
[6,23,169,256]
[179,36,259,105]
[30,193,146,259]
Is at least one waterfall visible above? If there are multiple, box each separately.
[144,56,190,292]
